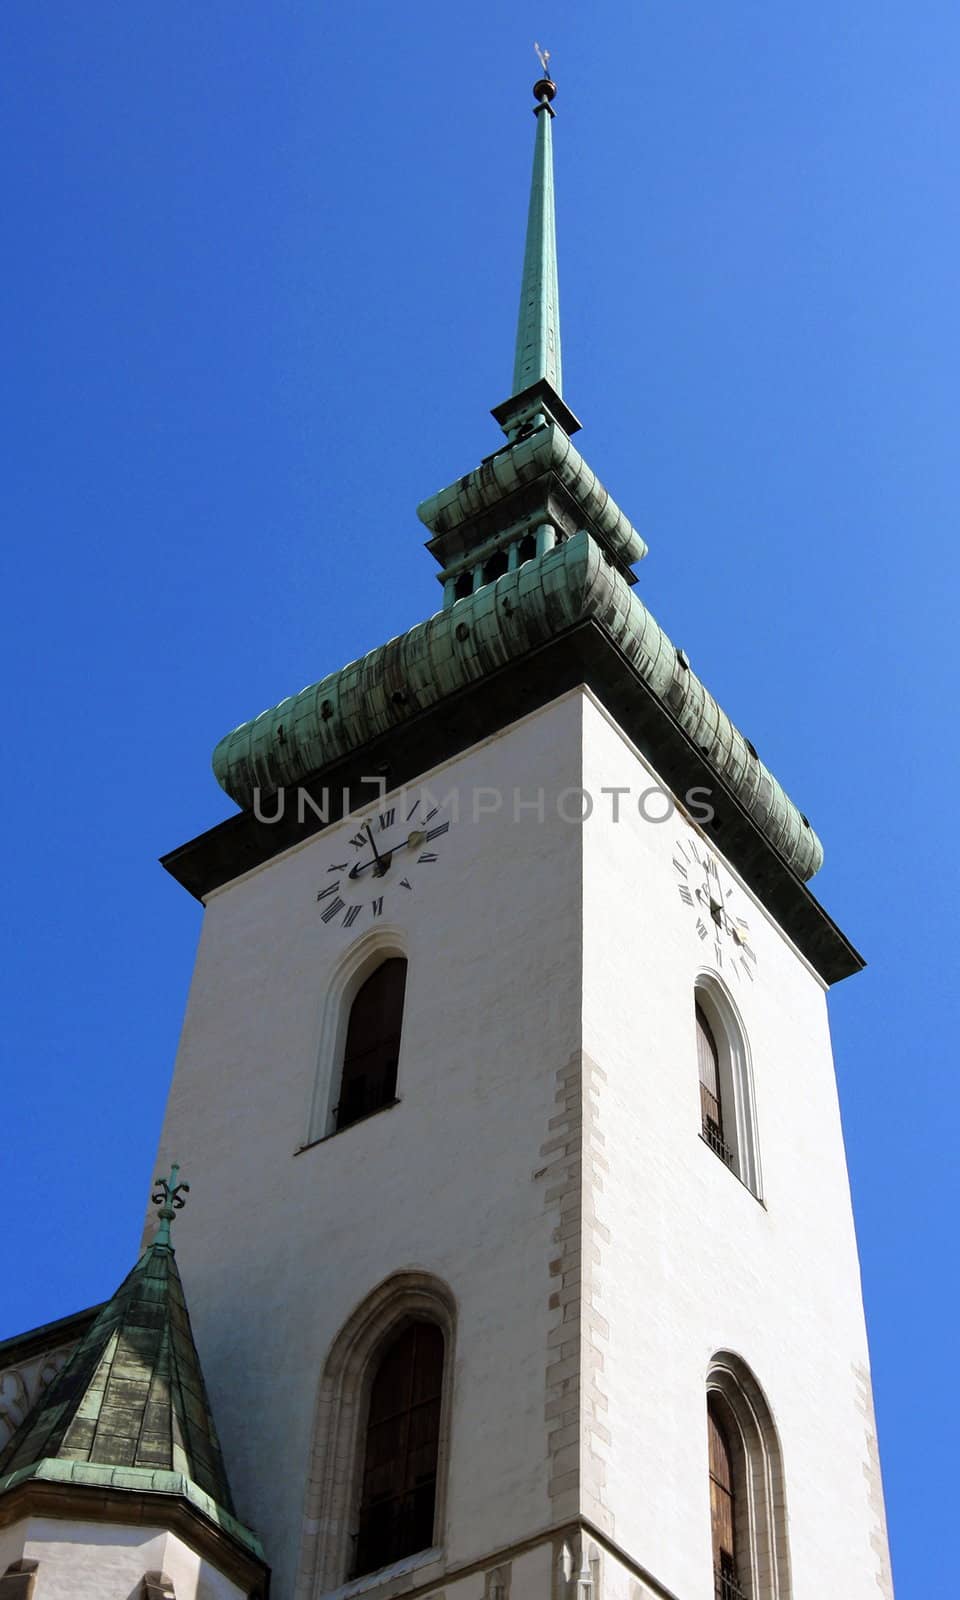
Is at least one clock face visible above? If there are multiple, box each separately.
[672,837,757,982]
[315,793,451,932]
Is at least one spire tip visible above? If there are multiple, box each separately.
[533,42,556,112]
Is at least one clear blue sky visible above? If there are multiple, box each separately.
[2,3,955,1593]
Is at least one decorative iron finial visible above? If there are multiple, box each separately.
[151,1162,189,1248]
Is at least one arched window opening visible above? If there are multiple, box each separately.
[517,532,537,565]
[709,1400,744,1599]
[296,1272,455,1593]
[335,957,407,1132]
[353,1321,444,1578]
[697,1005,733,1168]
[707,1354,792,1600]
[453,571,473,600]
[482,549,509,585]
[694,982,762,1197]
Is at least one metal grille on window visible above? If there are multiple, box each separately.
[697,1004,734,1168]
[709,1402,746,1600]
[335,958,407,1132]
[352,1321,443,1578]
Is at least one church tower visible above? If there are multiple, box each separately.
[0,67,892,1600]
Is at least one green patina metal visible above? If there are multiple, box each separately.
[0,1458,263,1558]
[212,530,823,882]
[152,1161,190,1249]
[209,66,825,885]
[417,417,648,590]
[513,77,562,397]
[0,1226,263,1561]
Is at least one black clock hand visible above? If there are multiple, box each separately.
[347,855,379,880]
[348,820,437,879]
[365,821,388,875]
[348,841,394,881]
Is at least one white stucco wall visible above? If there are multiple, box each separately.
[152,694,586,1597]
[579,693,889,1599]
[148,687,890,1600]
[0,1517,245,1600]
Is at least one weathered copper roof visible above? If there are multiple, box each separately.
[212,531,822,882]
[0,1240,263,1560]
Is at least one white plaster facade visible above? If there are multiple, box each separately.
[147,688,891,1599]
[0,1517,246,1600]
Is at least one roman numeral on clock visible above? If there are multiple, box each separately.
[342,905,361,929]
[678,885,694,907]
[316,881,341,902]
[424,821,449,842]
[321,897,345,924]
[378,808,395,830]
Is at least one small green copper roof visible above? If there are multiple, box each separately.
[513,75,562,397]
[417,418,648,576]
[0,1211,262,1561]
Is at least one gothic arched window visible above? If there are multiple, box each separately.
[707,1354,792,1600]
[353,1321,444,1578]
[335,957,407,1132]
[709,1398,742,1597]
[694,983,762,1197]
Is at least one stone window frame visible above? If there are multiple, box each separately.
[706,1352,791,1600]
[694,973,763,1199]
[305,927,410,1145]
[295,1270,457,1598]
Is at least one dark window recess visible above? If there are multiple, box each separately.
[352,1321,444,1578]
[697,1005,735,1168]
[335,958,407,1132]
[453,571,473,600]
[709,1402,745,1600]
[517,533,537,564]
[714,1572,747,1600]
[482,549,509,584]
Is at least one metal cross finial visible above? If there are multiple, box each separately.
[151,1162,189,1247]
[534,41,551,77]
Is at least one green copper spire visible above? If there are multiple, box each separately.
[493,58,581,440]
[0,1224,266,1572]
[513,67,562,395]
